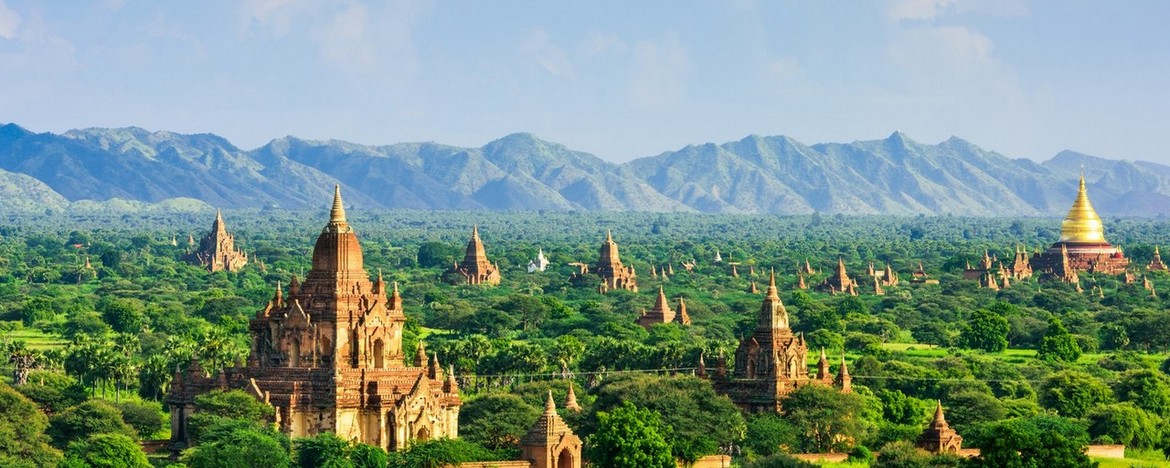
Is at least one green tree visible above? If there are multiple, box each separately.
[459,394,541,450]
[187,389,275,443]
[47,400,136,449]
[585,374,744,463]
[965,416,1093,467]
[1086,402,1162,450]
[182,423,291,468]
[781,384,876,453]
[1113,369,1170,418]
[63,433,150,468]
[384,439,505,468]
[15,370,88,414]
[1038,370,1113,418]
[587,402,675,468]
[0,382,63,468]
[1038,317,1082,363]
[744,413,799,457]
[294,432,389,468]
[959,309,1009,352]
[117,401,165,438]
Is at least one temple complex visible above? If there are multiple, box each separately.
[590,230,638,293]
[168,187,460,452]
[442,226,502,285]
[962,251,1000,290]
[1030,174,1129,281]
[916,401,963,454]
[184,210,248,272]
[709,271,850,413]
[909,262,940,285]
[816,258,857,295]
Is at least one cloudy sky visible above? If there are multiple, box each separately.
[1,0,1167,163]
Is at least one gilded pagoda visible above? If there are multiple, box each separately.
[168,187,460,452]
[1031,173,1129,280]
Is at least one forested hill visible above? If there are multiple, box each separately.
[3,123,1169,216]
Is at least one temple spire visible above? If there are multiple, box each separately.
[1059,172,1105,243]
[330,185,347,224]
[932,400,947,427]
[545,390,556,413]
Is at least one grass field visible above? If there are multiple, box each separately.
[3,328,68,350]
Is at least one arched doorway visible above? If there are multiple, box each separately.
[373,339,385,368]
[558,447,574,468]
[416,427,430,441]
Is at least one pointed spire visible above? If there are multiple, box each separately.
[932,400,947,427]
[414,342,428,368]
[565,383,581,412]
[329,185,347,224]
[444,365,458,394]
[545,390,557,413]
[472,224,480,240]
[697,354,707,377]
[605,229,613,243]
[766,268,779,298]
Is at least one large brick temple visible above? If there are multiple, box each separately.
[168,187,460,451]
[707,271,851,413]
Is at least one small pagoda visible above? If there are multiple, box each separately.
[591,230,638,293]
[917,401,963,453]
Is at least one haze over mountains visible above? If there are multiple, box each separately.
[1,123,1167,216]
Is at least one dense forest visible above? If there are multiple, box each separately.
[2,209,1170,467]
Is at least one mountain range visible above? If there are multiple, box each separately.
[2,122,1168,216]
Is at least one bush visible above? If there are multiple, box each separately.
[63,433,150,468]
[47,400,136,449]
[117,400,165,438]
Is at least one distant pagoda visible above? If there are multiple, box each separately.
[184,209,248,272]
[442,226,502,285]
[816,258,857,295]
[591,230,638,293]
[635,287,691,329]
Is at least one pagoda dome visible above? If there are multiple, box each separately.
[311,186,365,273]
[1059,173,1107,244]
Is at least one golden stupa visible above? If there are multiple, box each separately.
[1029,171,1129,279]
[1058,173,1106,244]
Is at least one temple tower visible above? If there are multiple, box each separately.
[591,230,638,292]
[711,270,849,413]
[169,187,459,453]
[184,209,248,272]
[442,225,502,285]
[636,287,677,329]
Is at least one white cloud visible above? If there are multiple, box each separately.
[239,0,313,37]
[0,0,21,39]
[628,33,691,112]
[317,3,376,70]
[888,0,956,20]
[887,0,1028,21]
[522,28,574,78]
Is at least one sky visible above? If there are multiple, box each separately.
[0,0,1168,164]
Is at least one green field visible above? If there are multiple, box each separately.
[2,327,68,351]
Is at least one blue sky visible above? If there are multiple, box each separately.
[1,0,1167,163]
